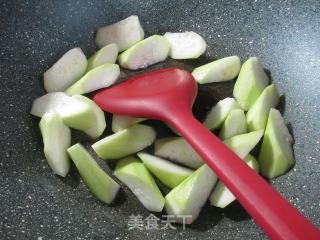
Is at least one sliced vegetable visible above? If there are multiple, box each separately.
[39,112,71,177]
[164,31,206,59]
[114,156,165,212]
[92,124,156,159]
[67,143,120,204]
[219,109,247,140]
[137,152,193,188]
[31,92,68,117]
[203,97,242,130]
[258,108,294,178]
[192,56,241,84]
[154,137,204,168]
[233,57,269,110]
[246,84,280,132]
[223,130,264,159]
[86,43,118,71]
[209,155,259,208]
[30,92,96,130]
[118,35,170,70]
[112,114,146,132]
[165,164,217,224]
[65,63,120,95]
[95,15,144,52]
[44,47,87,92]
[72,95,106,139]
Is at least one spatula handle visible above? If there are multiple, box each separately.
[166,108,320,240]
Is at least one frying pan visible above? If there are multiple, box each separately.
[1,0,319,239]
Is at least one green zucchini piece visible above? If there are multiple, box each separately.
[192,56,241,84]
[92,124,156,159]
[72,95,106,139]
[203,97,242,130]
[209,155,259,208]
[164,31,206,59]
[223,130,264,159]
[258,108,294,178]
[44,47,87,92]
[118,35,170,70]
[165,164,217,224]
[219,109,247,140]
[65,63,120,95]
[31,92,96,131]
[154,137,204,168]
[95,15,144,52]
[137,152,193,188]
[39,112,71,177]
[246,84,280,131]
[112,114,146,132]
[87,43,118,71]
[67,143,120,204]
[114,156,165,212]
[233,57,269,110]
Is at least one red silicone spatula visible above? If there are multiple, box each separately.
[93,68,320,240]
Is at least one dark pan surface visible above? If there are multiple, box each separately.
[0,0,319,239]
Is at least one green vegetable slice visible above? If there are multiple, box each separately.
[219,109,247,140]
[192,56,241,84]
[72,95,106,139]
[31,92,96,131]
[154,137,204,168]
[164,31,206,59]
[233,57,269,110]
[65,63,120,95]
[118,35,170,70]
[95,15,144,52]
[137,152,193,188]
[246,84,280,132]
[44,47,87,92]
[165,164,217,224]
[112,114,146,132]
[67,143,120,204]
[92,124,156,159]
[87,43,118,71]
[114,156,165,212]
[223,130,264,159]
[258,108,294,178]
[203,97,242,130]
[39,112,71,177]
[209,155,259,208]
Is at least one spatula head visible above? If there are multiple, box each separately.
[93,67,198,120]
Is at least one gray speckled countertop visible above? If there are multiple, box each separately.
[0,0,319,239]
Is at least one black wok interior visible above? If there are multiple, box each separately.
[0,0,319,239]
